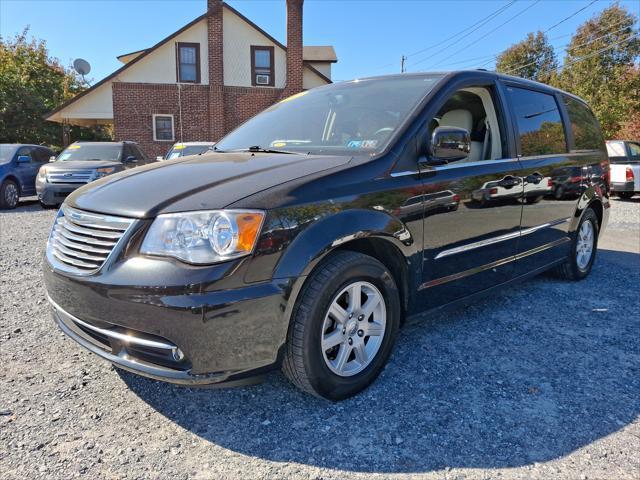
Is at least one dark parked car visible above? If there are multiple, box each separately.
[36,141,151,207]
[44,71,609,400]
[159,142,216,161]
[549,165,587,200]
[0,144,56,209]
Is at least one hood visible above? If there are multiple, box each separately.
[67,152,351,218]
[47,160,123,170]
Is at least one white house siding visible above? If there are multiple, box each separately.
[223,8,287,88]
[47,82,114,126]
[307,62,331,79]
[116,19,210,85]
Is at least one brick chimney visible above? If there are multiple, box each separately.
[207,0,225,140]
[283,0,304,97]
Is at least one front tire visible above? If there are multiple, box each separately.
[554,208,599,280]
[0,180,19,209]
[282,251,400,400]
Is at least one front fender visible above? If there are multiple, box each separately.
[273,208,417,279]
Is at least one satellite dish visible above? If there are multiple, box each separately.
[73,58,91,76]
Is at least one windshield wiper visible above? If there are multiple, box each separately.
[235,145,298,155]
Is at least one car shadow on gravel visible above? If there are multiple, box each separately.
[120,249,640,474]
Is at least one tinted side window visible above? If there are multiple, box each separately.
[563,96,604,151]
[33,148,52,163]
[627,142,640,159]
[506,87,567,157]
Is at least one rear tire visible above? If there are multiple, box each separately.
[554,208,598,280]
[554,185,564,200]
[0,180,19,209]
[282,250,400,400]
[617,191,635,200]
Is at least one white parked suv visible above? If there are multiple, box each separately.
[606,140,640,200]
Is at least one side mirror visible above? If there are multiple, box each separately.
[49,156,57,162]
[426,126,471,165]
[17,155,31,163]
[124,155,138,163]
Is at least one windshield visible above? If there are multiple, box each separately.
[215,75,444,155]
[0,144,18,165]
[166,145,213,159]
[57,144,122,162]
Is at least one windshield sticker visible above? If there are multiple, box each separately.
[68,145,81,149]
[347,140,378,149]
[174,144,185,150]
[279,91,308,104]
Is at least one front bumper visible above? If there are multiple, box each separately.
[44,257,295,386]
[36,180,84,205]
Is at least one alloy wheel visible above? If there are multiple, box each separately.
[4,183,18,208]
[321,281,386,377]
[576,220,594,271]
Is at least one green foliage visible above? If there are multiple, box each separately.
[496,31,558,84]
[0,28,111,150]
[557,4,640,139]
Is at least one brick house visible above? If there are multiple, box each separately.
[46,0,336,158]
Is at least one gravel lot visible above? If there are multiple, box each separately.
[1,197,639,480]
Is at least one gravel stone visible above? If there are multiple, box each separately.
[1,197,639,479]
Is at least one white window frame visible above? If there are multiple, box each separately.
[153,114,175,142]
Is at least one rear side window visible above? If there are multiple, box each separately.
[506,86,567,157]
[563,96,604,151]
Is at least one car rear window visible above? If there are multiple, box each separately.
[563,96,605,151]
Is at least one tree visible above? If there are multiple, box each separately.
[0,28,111,149]
[495,31,558,84]
[558,4,640,139]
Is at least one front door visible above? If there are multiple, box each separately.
[415,80,524,310]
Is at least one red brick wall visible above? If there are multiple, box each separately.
[282,0,304,99]
[223,86,283,132]
[112,82,285,158]
[112,82,210,159]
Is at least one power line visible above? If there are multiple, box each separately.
[501,24,636,75]
[476,0,623,70]
[366,0,517,74]
[505,33,639,76]
[420,0,542,71]
[407,0,518,69]
[543,0,598,34]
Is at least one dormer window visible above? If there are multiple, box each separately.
[176,42,201,83]
[251,46,275,87]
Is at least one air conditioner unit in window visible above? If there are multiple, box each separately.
[256,74,270,85]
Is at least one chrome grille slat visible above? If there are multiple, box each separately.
[53,225,118,247]
[51,233,112,255]
[46,206,135,275]
[58,217,124,239]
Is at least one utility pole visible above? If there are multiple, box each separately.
[401,55,406,73]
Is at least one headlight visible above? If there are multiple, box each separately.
[140,210,265,264]
[93,167,116,180]
[37,167,47,180]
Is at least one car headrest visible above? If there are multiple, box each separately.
[440,109,473,133]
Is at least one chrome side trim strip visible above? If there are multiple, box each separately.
[434,217,570,260]
[47,296,175,351]
[390,158,521,177]
[421,237,571,290]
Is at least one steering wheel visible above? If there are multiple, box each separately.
[373,127,394,139]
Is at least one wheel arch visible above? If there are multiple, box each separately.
[276,209,419,330]
[1,174,21,194]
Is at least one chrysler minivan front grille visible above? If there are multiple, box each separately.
[47,205,135,275]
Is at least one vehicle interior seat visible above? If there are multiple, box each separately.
[439,109,483,162]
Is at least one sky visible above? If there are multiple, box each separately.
[1,0,638,84]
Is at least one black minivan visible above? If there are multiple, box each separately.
[44,71,609,400]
